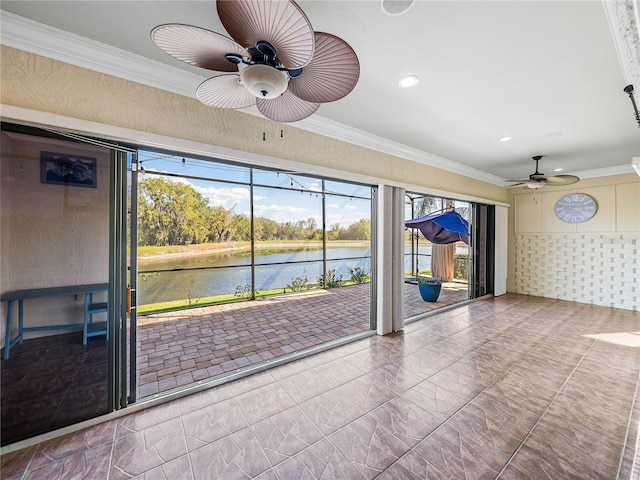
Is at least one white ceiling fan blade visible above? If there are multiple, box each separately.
[288,32,360,103]
[217,0,315,69]
[197,75,257,109]
[545,175,580,186]
[151,24,248,72]
[256,89,319,122]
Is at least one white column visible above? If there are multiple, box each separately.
[494,204,508,296]
[376,185,405,335]
[391,186,405,331]
[376,185,392,335]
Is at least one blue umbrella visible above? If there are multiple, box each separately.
[405,211,469,245]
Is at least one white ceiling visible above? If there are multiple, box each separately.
[1,0,639,185]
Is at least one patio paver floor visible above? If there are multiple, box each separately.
[136,281,469,398]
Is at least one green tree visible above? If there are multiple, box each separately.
[208,205,235,242]
[412,195,469,220]
[254,217,279,240]
[414,195,440,217]
[229,214,251,241]
[327,223,343,241]
[304,217,318,240]
[138,177,211,246]
[343,219,370,240]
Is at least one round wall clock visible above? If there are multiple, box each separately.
[554,193,597,223]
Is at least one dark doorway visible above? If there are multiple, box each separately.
[470,204,495,298]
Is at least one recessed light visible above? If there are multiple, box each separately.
[398,75,419,88]
[544,131,563,138]
[497,136,512,142]
[553,168,563,172]
[382,0,415,15]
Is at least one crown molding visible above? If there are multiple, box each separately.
[572,163,638,179]
[0,11,203,98]
[2,10,633,185]
[603,0,640,88]
[1,11,508,185]
[294,115,507,185]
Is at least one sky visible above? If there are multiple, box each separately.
[136,151,372,227]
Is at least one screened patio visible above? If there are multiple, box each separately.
[135,280,469,398]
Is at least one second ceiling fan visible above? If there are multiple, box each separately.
[151,0,360,123]
[506,156,580,189]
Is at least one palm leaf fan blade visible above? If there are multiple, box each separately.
[289,32,360,103]
[217,0,314,69]
[151,24,247,72]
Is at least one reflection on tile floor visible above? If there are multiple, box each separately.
[3,294,639,479]
[136,281,469,398]
[0,282,467,446]
[0,332,109,446]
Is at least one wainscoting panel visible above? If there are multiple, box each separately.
[514,233,638,311]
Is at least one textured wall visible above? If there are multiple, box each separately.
[1,131,110,340]
[514,233,638,310]
[508,174,640,311]
[0,45,507,205]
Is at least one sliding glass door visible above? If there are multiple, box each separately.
[0,123,375,443]
[0,125,115,444]
[131,150,374,399]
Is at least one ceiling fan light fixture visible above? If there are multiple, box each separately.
[525,182,545,189]
[497,136,512,142]
[240,64,289,99]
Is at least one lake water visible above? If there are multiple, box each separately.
[137,245,467,305]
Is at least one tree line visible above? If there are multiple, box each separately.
[138,177,370,246]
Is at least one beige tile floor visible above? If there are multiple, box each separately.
[2,293,639,479]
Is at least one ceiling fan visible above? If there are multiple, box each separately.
[151,0,360,123]
[506,156,580,189]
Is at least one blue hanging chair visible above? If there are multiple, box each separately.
[404,210,469,245]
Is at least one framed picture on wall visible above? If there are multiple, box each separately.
[40,151,97,188]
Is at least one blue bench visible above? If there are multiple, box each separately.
[1,283,109,359]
